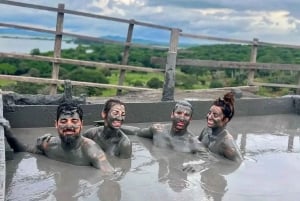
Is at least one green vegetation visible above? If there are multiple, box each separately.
[0,43,299,97]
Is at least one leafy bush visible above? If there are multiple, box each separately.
[146,77,163,88]
[175,73,198,89]
[133,80,144,87]
[14,82,46,94]
[68,68,109,83]
[0,63,17,74]
[209,80,224,88]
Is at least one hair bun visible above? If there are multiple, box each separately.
[223,92,235,105]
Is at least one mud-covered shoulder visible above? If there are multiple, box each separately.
[82,126,104,139]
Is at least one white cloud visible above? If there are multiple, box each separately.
[2,1,300,44]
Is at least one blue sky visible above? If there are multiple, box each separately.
[1,0,300,45]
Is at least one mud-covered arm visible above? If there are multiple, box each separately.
[84,138,114,173]
[121,125,154,139]
[3,126,28,152]
[198,127,209,142]
[220,136,243,162]
[120,125,141,135]
[0,118,39,153]
[189,137,208,153]
[117,131,132,159]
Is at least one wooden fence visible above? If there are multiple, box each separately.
[0,0,300,101]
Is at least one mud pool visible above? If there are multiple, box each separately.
[5,114,300,201]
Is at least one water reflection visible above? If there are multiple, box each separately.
[134,135,242,201]
[199,160,241,201]
[6,152,129,201]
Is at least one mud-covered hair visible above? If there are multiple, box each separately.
[213,92,235,121]
[173,100,193,116]
[102,98,125,114]
[56,102,83,121]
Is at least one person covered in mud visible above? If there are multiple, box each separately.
[121,100,207,154]
[1,101,114,173]
[83,98,132,159]
[198,92,243,162]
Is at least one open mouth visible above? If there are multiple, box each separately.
[112,120,122,128]
[207,119,214,127]
[176,121,185,128]
[63,128,76,135]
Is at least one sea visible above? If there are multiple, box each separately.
[0,37,77,54]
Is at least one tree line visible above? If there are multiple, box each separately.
[0,42,299,97]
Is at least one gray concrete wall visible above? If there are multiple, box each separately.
[0,94,6,201]
[3,97,297,128]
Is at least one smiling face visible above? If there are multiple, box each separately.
[171,104,192,132]
[102,104,126,129]
[56,112,83,145]
[206,105,228,129]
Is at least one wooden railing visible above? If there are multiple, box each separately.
[0,0,300,101]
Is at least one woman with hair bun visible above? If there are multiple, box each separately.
[198,92,243,162]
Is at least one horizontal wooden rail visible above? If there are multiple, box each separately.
[151,57,300,71]
[180,32,254,45]
[0,52,164,73]
[2,0,175,31]
[0,23,169,50]
[0,75,155,91]
[252,82,300,89]
[258,41,300,49]
[180,33,300,49]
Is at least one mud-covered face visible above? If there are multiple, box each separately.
[105,104,126,129]
[206,105,227,128]
[56,112,82,145]
[171,105,192,131]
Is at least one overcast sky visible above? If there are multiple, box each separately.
[1,0,300,45]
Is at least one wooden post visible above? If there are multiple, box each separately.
[0,91,6,201]
[248,38,258,85]
[116,22,134,96]
[161,28,180,101]
[64,80,72,101]
[50,3,64,95]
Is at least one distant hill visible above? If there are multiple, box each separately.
[0,28,198,48]
[0,28,52,38]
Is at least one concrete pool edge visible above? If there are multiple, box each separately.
[3,96,300,128]
[0,94,5,201]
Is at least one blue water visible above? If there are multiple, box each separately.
[0,37,77,53]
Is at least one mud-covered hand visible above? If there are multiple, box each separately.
[0,118,11,130]
[36,133,53,151]
[1,118,28,152]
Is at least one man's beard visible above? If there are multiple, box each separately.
[60,134,81,148]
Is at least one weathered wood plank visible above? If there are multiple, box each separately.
[0,75,155,91]
[151,57,300,71]
[180,32,253,45]
[1,1,174,31]
[0,52,164,73]
[252,82,300,89]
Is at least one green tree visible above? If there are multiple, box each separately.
[0,63,17,74]
[30,48,41,55]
